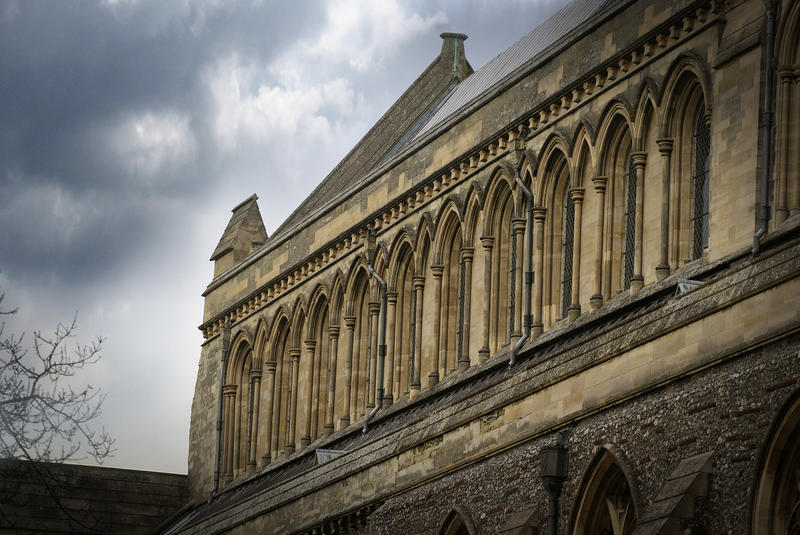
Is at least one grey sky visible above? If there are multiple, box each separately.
[0,0,570,473]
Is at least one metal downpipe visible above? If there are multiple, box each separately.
[510,163,534,367]
[210,326,230,501]
[753,0,777,256]
[363,262,387,434]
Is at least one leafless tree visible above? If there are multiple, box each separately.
[0,287,114,464]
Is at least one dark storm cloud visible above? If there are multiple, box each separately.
[0,0,572,472]
[0,0,327,284]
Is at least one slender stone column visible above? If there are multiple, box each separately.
[262,361,276,464]
[655,140,673,281]
[590,177,607,309]
[429,264,444,387]
[532,209,546,337]
[511,218,526,342]
[222,384,237,483]
[478,237,494,362]
[411,276,425,392]
[384,291,397,405]
[366,302,379,409]
[630,152,648,291]
[247,370,261,469]
[568,188,584,321]
[286,348,301,454]
[300,340,316,449]
[340,316,355,428]
[393,285,404,399]
[323,326,339,436]
[775,71,792,224]
[459,247,474,370]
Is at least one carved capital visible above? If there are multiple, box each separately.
[250,369,262,380]
[304,339,317,351]
[412,276,426,290]
[591,176,608,193]
[480,236,495,250]
[533,207,547,222]
[343,315,357,328]
[289,348,301,361]
[461,247,475,262]
[430,264,445,278]
[368,302,381,315]
[656,138,674,154]
[512,218,527,234]
[778,68,795,83]
[222,384,238,397]
[386,291,398,305]
[328,325,340,338]
[631,151,648,169]
[265,361,277,373]
[569,187,585,203]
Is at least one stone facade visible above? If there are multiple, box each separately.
[169,0,800,533]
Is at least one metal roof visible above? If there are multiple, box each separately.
[414,0,621,140]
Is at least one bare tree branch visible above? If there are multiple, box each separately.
[0,288,115,464]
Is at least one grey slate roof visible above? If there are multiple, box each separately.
[413,0,621,139]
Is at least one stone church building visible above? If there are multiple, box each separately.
[165,0,800,532]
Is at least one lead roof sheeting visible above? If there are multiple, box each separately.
[414,0,619,140]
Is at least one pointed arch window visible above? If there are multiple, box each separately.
[572,451,637,535]
[692,103,710,260]
[753,393,800,534]
[439,511,471,535]
[622,156,637,290]
[561,187,575,319]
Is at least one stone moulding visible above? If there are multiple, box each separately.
[178,221,800,534]
[199,1,719,342]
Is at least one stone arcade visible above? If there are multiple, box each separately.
[165,0,800,533]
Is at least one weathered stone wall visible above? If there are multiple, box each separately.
[0,461,188,535]
[170,223,800,533]
[362,334,799,534]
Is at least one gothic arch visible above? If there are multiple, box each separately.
[305,284,329,340]
[298,286,330,446]
[432,202,464,265]
[535,134,572,202]
[463,184,484,245]
[774,0,800,224]
[329,272,345,326]
[571,125,596,189]
[289,298,307,349]
[660,60,710,264]
[660,54,712,138]
[633,82,661,151]
[386,237,416,400]
[253,318,268,370]
[482,167,517,236]
[437,506,477,535]
[595,111,637,296]
[344,258,370,317]
[595,102,634,177]
[539,145,574,326]
[480,167,517,354]
[428,206,464,379]
[222,332,255,480]
[569,445,641,535]
[415,212,435,274]
[225,330,253,384]
[751,390,800,534]
[265,312,291,460]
